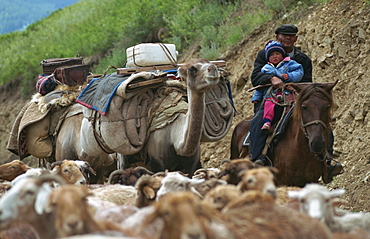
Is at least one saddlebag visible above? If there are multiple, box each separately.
[54,64,89,85]
[40,57,83,75]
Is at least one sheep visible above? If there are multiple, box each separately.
[236,167,278,198]
[288,183,370,233]
[51,159,95,185]
[134,191,233,239]
[0,159,31,181]
[107,166,154,186]
[203,184,242,211]
[221,190,332,239]
[0,174,66,239]
[47,184,131,238]
[217,157,256,185]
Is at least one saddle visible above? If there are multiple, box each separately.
[241,106,293,148]
[242,89,297,155]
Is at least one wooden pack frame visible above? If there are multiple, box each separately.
[116,60,227,75]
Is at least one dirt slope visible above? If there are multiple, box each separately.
[202,0,370,212]
[0,0,369,212]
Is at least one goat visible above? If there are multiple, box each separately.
[0,174,66,239]
[11,167,52,185]
[156,172,206,200]
[135,191,232,239]
[51,159,95,185]
[107,166,154,186]
[288,183,370,233]
[88,184,137,206]
[47,184,131,238]
[221,190,332,239]
[190,178,227,198]
[192,167,221,179]
[0,222,39,239]
[0,160,31,181]
[203,184,242,211]
[237,167,278,198]
[134,174,163,208]
[217,157,256,185]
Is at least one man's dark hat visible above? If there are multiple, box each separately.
[275,24,298,35]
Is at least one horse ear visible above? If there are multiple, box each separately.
[322,80,338,92]
[287,83,309,93]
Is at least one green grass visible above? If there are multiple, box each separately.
[0,0,330,97]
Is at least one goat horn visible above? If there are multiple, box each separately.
[35,174,66,186]
[134,166,154,175]
[50,161,64,169]
[107,170,126,184]
[221,158,231,164]
[83,162,97,176]
[194,168,208,175]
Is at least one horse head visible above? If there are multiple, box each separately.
[290,81,337,158]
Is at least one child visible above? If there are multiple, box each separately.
[251,40,304,133]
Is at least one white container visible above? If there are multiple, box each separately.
[126,43,177,67]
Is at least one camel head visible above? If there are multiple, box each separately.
[178,59,220,93]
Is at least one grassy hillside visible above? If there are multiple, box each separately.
[0,0,327,97]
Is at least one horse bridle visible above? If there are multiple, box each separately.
[300,118,329,161]
[300,118,327,139]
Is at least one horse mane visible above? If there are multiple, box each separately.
[292,83,336,123]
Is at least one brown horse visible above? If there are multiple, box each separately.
[230,81,338,186]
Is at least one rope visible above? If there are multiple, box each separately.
[159,43,177,67]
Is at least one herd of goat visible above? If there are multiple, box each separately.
[0,158,369,239]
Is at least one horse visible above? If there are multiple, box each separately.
[230,81,338,187]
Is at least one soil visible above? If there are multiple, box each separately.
[0,0,369,212]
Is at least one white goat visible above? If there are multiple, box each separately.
[288,183,370,233]
[0,174,65,239]
[156,172,204,200]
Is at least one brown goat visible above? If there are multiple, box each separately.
[107,166,154,186]
[51,160,87,185]
[221,190,332,239]
[134,174,163,208]
[0,160,31,181]
[138,191,232,239]
[48,184,130,238]
[237,167,278,198]
[203,184,242,211]
[217,157,256,185]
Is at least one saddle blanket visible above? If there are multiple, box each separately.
[76,73,129,115]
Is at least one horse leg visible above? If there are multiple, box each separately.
[230,117,252,159]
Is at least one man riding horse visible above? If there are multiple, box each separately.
[249,24,343,183]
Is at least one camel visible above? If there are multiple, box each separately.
[147,59,221,175]
[55,109,117,183]
[7,85,117,184]
[79,59,233,176]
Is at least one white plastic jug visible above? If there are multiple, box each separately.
[126,43,177,67]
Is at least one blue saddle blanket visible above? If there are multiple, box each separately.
[76,73,129,115]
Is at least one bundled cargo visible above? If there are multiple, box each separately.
[126,43,177,67]
[40,57,83,75]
